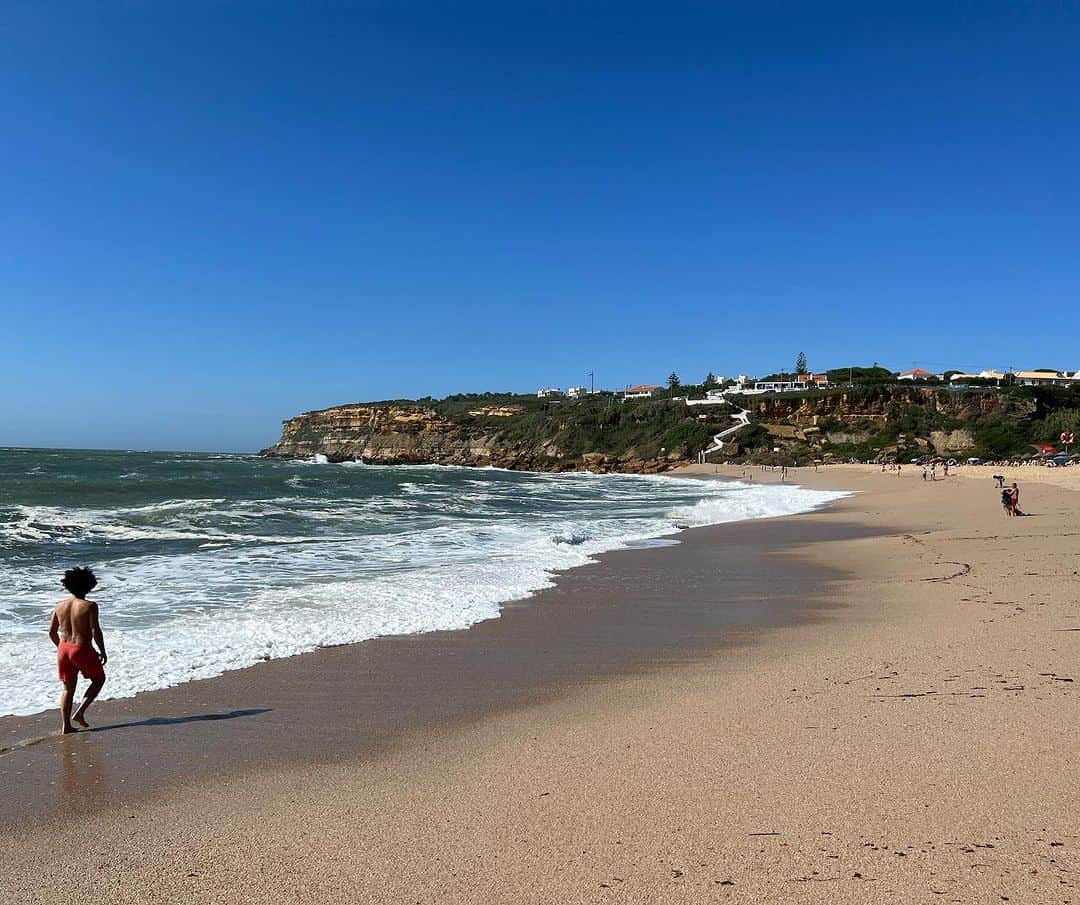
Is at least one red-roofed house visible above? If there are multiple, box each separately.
[897,368,936,381]
[796,372,831,387]
[622,385,661,399]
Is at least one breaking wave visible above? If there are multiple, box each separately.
[0,450,847,716]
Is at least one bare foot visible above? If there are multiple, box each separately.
[72,713,89,728]
[61,725,80,734]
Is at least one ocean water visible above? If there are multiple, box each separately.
[0,449,848,717]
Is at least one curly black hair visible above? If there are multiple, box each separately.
[62,567,98,598]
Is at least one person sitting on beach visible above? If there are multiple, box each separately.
[48,567,107,734]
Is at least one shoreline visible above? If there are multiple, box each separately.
[0,493,866,828]
[5,465,1079,903]
[0,460,842,722]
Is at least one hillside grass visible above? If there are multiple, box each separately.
[317,383,1080,465]
[432,392,730,461]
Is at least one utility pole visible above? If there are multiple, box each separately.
[588,370,594,394]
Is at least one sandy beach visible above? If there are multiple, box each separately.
[3,463,1079,903]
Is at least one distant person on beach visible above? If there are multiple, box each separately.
[48,567,107,734]
[1002,481,1019,518]
[1002,486,1015,516]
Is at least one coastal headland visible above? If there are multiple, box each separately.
[260,381,1077,474]
[3,464,1079,903]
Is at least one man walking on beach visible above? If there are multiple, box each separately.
[48,567,107,734]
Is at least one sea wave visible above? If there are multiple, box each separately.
[0,461,848,717]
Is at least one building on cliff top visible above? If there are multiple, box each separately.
[897,368,938,381]
[621,385,661,400]
[746,379,809,394]
[1012,370,1080,387]
[537,387,564,398]
[948,369,1007,384]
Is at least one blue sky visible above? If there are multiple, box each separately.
[3,3,1079,451]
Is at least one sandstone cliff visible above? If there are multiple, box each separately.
[263,385,1048,470]
[747,386,1034,427]
[261,401,691,473]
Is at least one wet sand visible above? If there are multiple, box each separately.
[0,509,867,827]
[4,465,1080,903]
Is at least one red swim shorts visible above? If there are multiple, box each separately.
[56,642,105,684]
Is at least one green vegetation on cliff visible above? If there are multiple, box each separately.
[265,382,1080,471]
[740,384,1080,463]
[429,392,727,463]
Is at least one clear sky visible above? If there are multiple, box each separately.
[4,3,1079,452]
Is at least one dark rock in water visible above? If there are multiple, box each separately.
[552,533,588,546]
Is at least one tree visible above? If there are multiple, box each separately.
[703,371,718,387]
[795,352,808,375]
[667,372,681,394]
[1041,409,1080,443]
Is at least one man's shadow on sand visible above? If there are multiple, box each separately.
[0,710,271,757]
[87,708,271,734]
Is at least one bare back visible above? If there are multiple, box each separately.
[53,596,98,646]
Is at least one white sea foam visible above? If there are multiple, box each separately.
[0,470,848,717]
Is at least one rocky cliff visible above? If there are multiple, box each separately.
[260,401,692,473]
[747,386,1034,427]
[263,385,1048,470]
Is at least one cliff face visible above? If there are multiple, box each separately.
[748,386,1035,427]
[261,403,686,473]
[266,404,493,463]
[263,386,1043,470]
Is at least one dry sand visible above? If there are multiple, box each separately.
[3,464,1079,903]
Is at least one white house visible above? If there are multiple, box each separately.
[751,380,809,394]
[567,386,588,398]
[1012,371,1080,388]
[622,384,661,400]
[686,392,732,406]
[897,368,937,381]
[949,369,1007,384]
[537,387,564,398]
